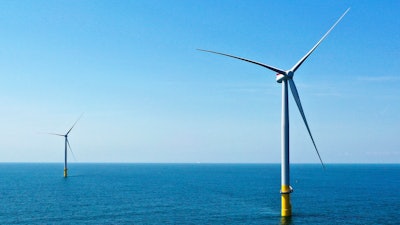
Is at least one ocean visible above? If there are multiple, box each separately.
[0,163,398,224]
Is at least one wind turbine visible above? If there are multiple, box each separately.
[49,114,83,178]
[198,9,349,217]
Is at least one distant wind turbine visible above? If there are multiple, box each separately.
[49,114,83,178]
[198,8,349,217]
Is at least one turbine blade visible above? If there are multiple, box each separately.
[66,113,84,135]
[290,8,350,73]
[288,79,325,168]
[66,139,77,161]
[48,133,65,137]
[197,49,286,74]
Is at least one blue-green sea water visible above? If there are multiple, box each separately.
[0,164,399,224]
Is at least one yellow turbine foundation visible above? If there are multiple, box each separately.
[64,168,68,178]
[281,185,292,217]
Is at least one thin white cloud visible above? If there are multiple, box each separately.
[221,82,278,94]
[366,151,400,156]
[294,82,345,98]
[357,76,400,82]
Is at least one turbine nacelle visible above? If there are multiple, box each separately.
[276,71,293,83]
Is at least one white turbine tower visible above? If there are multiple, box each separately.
[49,114,83,178]
[198,9,349,217]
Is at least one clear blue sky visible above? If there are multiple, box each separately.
[0,1,399,163]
